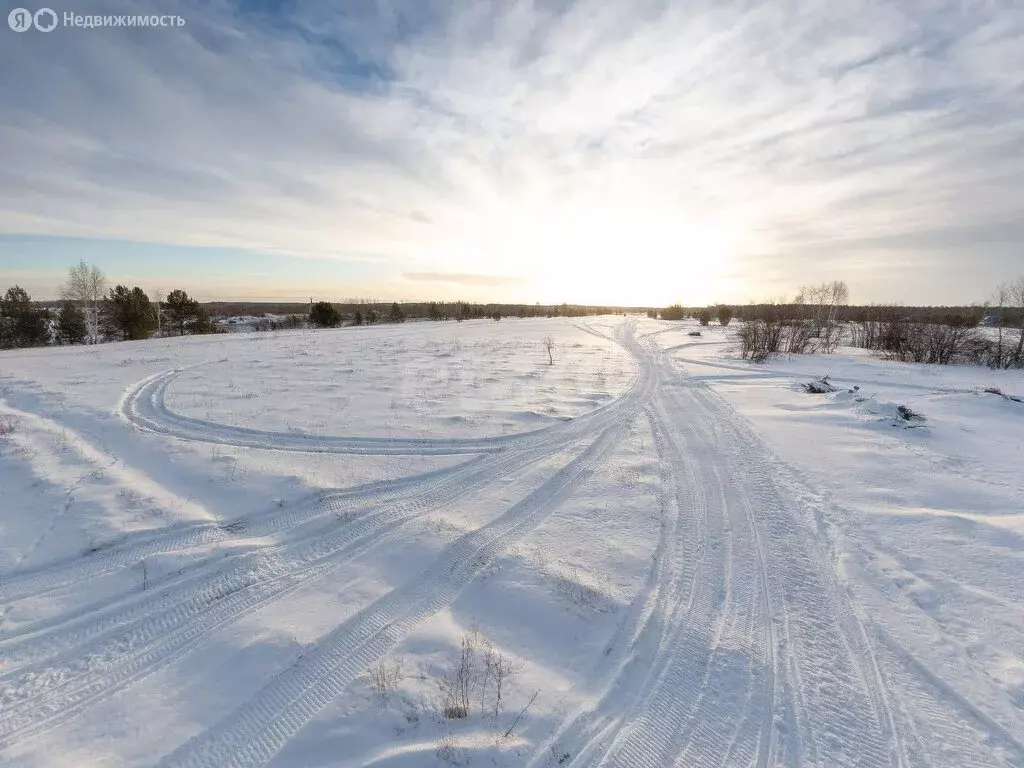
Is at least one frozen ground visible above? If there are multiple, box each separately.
[0,316,1021,767]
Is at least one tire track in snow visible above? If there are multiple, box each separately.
[0,436,582,744]
[156,414,633,768]
[594,388,770,768]
[1,323,655,751]
[0,455,487,606]
[1,321,652,606]
[528,399,712,768]
[533,330,911,768]
[118,341,644,457]
[530,337,772,768]
[682,382,899,767]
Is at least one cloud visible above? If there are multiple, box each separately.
[1,0,1023,304]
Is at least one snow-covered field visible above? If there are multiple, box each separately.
[0,317,1021,767]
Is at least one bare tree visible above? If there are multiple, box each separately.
[1010,276,1024,368]
[543,335,555,365]
[61,260,106,343]
[794,280,849,352]
[152,288,164,337]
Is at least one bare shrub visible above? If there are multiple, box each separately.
[815,322,845,354]
[435,731,466,765]
[0,415,20,437]
[852,310,987,366]
[739,319,783,362]
[543,335,555,365]
[782,320,816,355]
[434,628,518,722]
[802,376,836,394]
[438,636,475,719]
[489,648,515,717]
[369,657,404,700]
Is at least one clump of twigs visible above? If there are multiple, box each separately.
[802,376,837,394]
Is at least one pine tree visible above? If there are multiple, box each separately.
[0,286,50,348]
[389,302,405,323]
[100,285,157,341]
[163,289,213,335]
[56,300,87,344]
[309,301,341,327]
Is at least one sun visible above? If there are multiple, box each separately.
[509,205,741,306]
[418,191,745,306]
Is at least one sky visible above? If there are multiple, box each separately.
[1,0,1023,306]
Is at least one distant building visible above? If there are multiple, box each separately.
[981,315,999,326]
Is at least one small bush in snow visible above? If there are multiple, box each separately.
[802,376,837,394]
[660,304,685,321]
[369,657,404,701]
[896,405,926,422]
[435,731,466,765]
[438,636,475,719]
[739,319,784,362]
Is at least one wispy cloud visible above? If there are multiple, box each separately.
[1,0,1022,304]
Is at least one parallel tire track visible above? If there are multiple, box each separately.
[157,414,633,768]
[0,435,581,744]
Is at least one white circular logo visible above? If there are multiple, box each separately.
[34,7,57,31]
[8,7,33,31]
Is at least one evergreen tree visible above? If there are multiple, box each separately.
[389,302,405,323]
[365,308,378,324]
[0,286,50,348]
[309,301,341,327]
[100,285,157,341]
[164,289,207,335]
[56,300,87,344]
[352,310,363,326]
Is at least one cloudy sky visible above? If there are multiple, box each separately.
[1,0,1022,306]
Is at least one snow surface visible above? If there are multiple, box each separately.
[0,317,1021,767]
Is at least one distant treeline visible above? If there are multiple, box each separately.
[206,300,649,320]
[652,303,1022,326]
[5,260,1024,373]
[732,304,1024,326]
